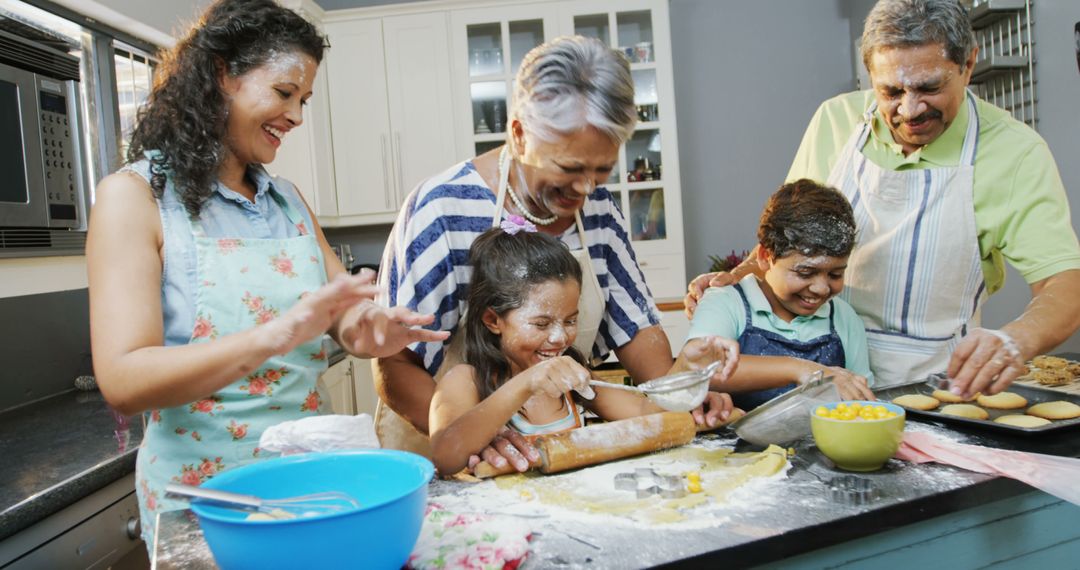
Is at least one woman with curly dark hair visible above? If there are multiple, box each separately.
[86,0,447,545]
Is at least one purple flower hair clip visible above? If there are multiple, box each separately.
[500,214,537,235]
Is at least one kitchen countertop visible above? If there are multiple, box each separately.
[150,416,1080,569]
[0,389,142,541]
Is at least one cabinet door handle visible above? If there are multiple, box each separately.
[380,134,392,210]
[393,132,405,207]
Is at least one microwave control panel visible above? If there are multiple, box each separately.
[39,86,79,227]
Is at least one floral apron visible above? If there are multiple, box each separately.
[375,146,606,456]
[135,188,328,544]
[826,93,983,387]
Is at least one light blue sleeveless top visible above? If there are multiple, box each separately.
[122,158,318,348]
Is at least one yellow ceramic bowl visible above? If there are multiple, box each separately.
[810,401,906,472]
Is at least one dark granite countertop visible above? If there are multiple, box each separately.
[0,389,142,541]
[151,414,1080,569]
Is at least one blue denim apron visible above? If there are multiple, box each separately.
[732,282,846,410]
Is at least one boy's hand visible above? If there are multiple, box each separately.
[815,366,875,400]
[679,336,739,386]
[690,391,736,427]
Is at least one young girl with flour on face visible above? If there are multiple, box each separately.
[428,217,737,476]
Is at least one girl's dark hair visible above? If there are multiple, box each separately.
[463,228,583,399]
[758,179,857,258]
[126,0,326,216]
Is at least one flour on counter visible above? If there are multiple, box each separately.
[432,441,791,531]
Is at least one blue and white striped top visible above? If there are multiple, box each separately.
[379,160,662,376]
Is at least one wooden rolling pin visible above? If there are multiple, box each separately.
[473,411,695,479]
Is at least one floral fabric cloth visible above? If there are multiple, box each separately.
[134,179,328,545]
[407,503,532,570]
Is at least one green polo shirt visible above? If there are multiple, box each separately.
[686,275,874,385]
[787,90,1080,294]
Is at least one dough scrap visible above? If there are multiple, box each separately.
[1031,355,1069,370]
[493,444,788,524]
[1026,401,1080,420]
[933,389,977,403]
[1066,363,1080,377]
[994,414,1051,428]
[976,392,1027,410]
[892,394,940,411]
[940,404,989,420]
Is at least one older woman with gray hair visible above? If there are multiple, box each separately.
[374,36,738,473]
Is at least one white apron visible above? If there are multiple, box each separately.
[374,147,606,455]
[826,93,984,387]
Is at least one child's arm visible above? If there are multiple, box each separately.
[428,356,591,476]
[709,355,873,400]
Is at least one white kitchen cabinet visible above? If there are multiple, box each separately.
[448,0,686,299]
[317,355,379,417]
[269,0,336,217]
[319,12,457,227]
[317,357,356,415]
[349,355,379,418]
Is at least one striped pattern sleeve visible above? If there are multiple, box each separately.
[581,189,662,360]
[379,162,496,375]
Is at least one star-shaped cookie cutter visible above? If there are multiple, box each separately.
[613,467,686,499]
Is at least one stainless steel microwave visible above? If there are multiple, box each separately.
[0,28,86,231]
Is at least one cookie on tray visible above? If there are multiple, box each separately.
[1031,355,1069,370]
[933,389,977,403]
[1026,401,1080,420]
[976,392,1027,409]
[994,415,1051,428]
[1030,369,1072,387]
[892,394,940,411]
[1066,362,1080,377]
[940,404,989,420]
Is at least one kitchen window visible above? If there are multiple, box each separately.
[113,43,156,160]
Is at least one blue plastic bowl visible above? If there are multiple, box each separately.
[191,449,433,570]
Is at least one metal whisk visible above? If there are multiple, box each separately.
[166,483,361,518]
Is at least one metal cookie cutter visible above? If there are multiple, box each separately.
[614,467,686,499]
[827,475,879,506]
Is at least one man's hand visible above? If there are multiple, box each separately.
[947,328,1027,397]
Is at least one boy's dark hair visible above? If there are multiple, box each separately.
[758,179,857,258]
[463,228,583,399]
[127,0,327,217]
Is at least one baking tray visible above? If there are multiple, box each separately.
[873,379,1080,435]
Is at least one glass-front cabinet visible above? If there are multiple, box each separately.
[449,0,685,300]
[452,6,558,157]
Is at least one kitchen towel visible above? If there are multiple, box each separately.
[407,503,532,570]
[258,413,379,455]
[896,431,1080,506]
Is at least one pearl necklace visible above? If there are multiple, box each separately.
[499,147,557,226]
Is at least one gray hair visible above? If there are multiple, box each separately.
[510,35,637,145]
[861,0,975,70]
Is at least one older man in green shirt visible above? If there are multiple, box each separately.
[688,0,1080,396]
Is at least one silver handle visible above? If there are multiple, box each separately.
[165,483,262,509]
[380,134,391,210]
[588,380,642,394]
[393,132,405,207]
[126,517,141,540]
